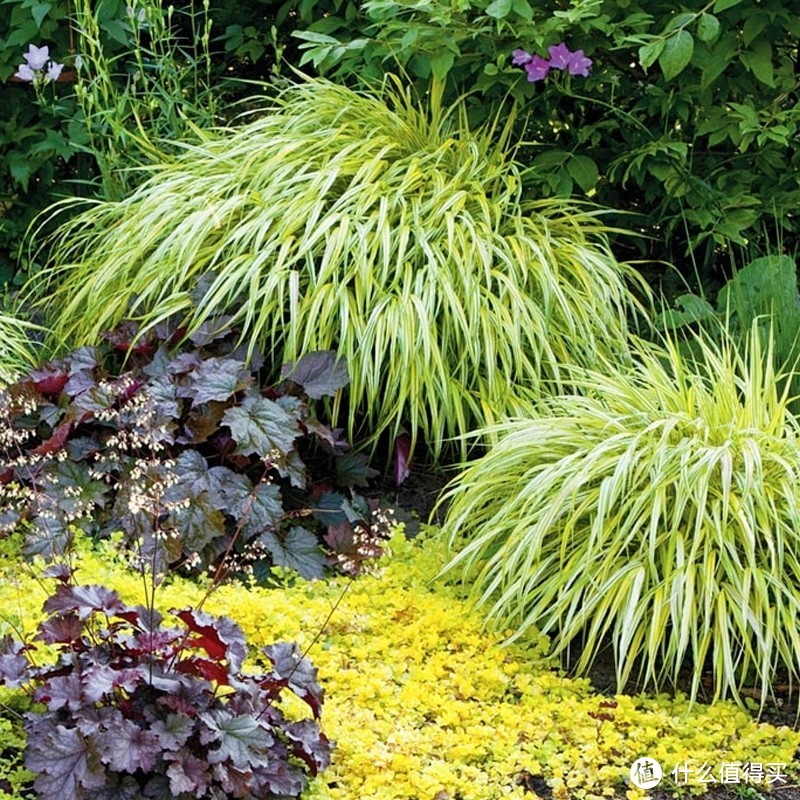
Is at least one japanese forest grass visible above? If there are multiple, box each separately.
[438,324,800,706]
[0,311,41,386]
[29,77,648,457]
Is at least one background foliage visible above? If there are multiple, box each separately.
[286,0,800,287]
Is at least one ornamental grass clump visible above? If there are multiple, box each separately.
[30,77,645,456]
[439,324,800,705]
[0,312,40,386]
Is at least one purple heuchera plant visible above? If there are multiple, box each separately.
[0,569,331,800]
[14,43,64,82]
[512,42,592,82]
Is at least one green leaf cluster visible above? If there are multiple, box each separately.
[284,0,800,279]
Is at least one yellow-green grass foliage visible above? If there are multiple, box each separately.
[0,531,798,800]
[439,325,800,705]
[0,312,40,387]
[29,77,646,456]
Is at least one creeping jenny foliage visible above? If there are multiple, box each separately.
[0,532,798,800]
[31,77,646,457]
[439,324,800,705]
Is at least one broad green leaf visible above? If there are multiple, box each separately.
[638,40,665,70]
[510,0,533,20]
[222,393,300,456]
[567,155,598,192]
[31,2,52,28]
[654,294,716,330]
[658,30,694,81]
[713,0,742,10]
[740,41,774,87]
[696,13,720,43]
[429,50,455,80]
[485,0,512,18]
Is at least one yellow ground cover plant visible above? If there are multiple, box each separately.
[0,531,797,800]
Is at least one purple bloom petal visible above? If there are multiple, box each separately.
[547,43,573,70]
[524,55,551,82]
[23,44,50,71]
[14,63,36,82]
[46,61,64,81]
[567,50,592,77]
[511,48,533,66]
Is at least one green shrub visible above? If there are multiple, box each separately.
[289,0,800,279]
[438,324,800,704]
[30,77,646,456]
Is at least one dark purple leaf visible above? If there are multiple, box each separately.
[236,482,283,541]
[280,351,349,399]
[0,636,31,688]
[259,527,326,580]
[205,466,252,512]
[285,720,332,775]
[34,674,85,711]
[392,433,412,486]
[210,761,254,797]
[199,711,275,769]
[262,643,323,719]
[67,347,98,375]
[29,365,69,396]
[31,422,72,456]
[335,453,378,487]
[175,656,230,685]
[179,401,226,445]
[312,491,363,527]
[180,356,251,406]
[42,563,74,583]
[173,609,247,672]
[96,718,161,773]
[25,721,107,800]
[36,613,84,645]
[43,584,125,619]
[222,393,301,457]
[304,420,350,453]
[260,760,307,797]
[169,493,226,552]
[165,750,212,797]
[82,664,145,703]
[150,714,194,751]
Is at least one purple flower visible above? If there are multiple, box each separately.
[566,49,592,77]
[23,44,50,71]
[46,61,64,81]
[511,48,533,66]
[524,55,551,83]
[547,43,572,70]
[14,63,36,82]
